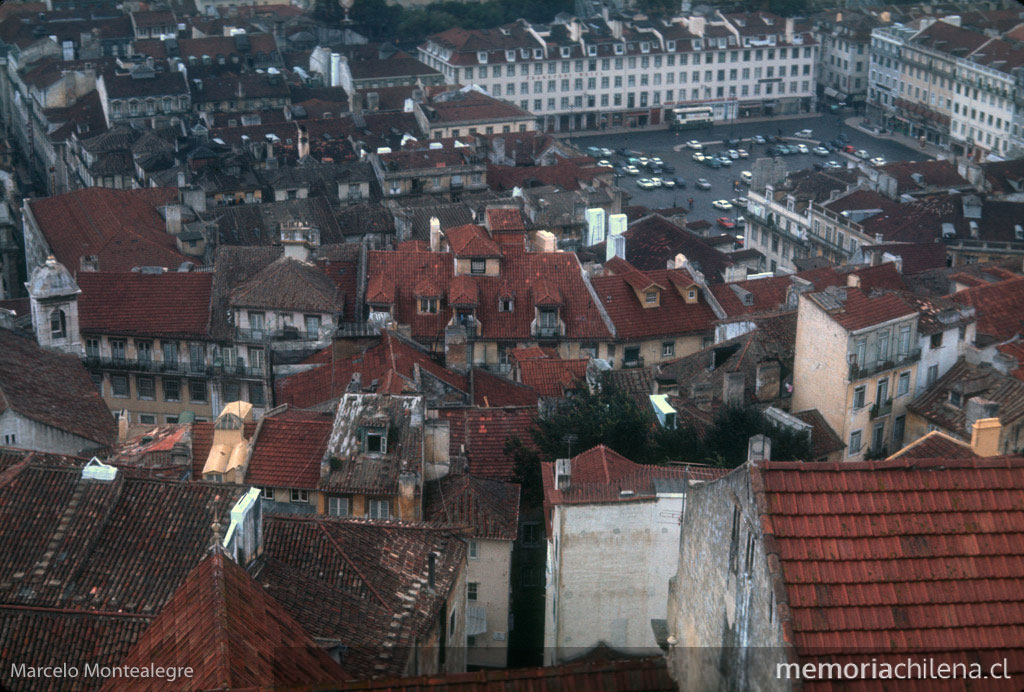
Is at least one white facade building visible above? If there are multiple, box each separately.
[419,11,818,132]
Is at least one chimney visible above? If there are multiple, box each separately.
[79,255,99,272]
[170,440,191,469]
[366,91,379,112]
[555,457,572,490]
[846,273,861,288]
[351,91,364,114]
[117,409,129,442]
[297,124,310,160]
[397,470,420,520]
[177,170,187,188]
[874,233,884,244]
[606,234,626,262]
[165,204,182,235]
[0,308,15,331]
[722,371,745,406]
[970,417,1002,457]
[755,360,781,402]
[444,324,468,373]
[747,434,771,463]
[965,397,999,436]
[429,216,442,252]
[534,230,556,253]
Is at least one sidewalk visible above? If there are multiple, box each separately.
[552,112,823,139]
[843,115,946,159]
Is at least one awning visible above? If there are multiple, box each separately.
[824,86,838,98]
[467,605,488,636]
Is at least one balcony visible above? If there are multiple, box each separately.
[213,362,265,378]
[235,327,322,342]
[745,212,810,249]
[622,355,645,369]
[533,324,562,339]
[870,398,892,420]
[849,348,920,380]
[84,356,214,378]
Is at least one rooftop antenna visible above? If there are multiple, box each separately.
[562,433,578,459]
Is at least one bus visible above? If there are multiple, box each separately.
[670,106,714,130]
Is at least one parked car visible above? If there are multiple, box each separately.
[662,178,676,188]
[623,165,640,175]
[824,160,843,169]
[869,157,887,167]
[837,133,849,143]
[776,145,792,155]
[854,149,870,159]
[752,135,766,144]
[843,144,856,154]
[637,178,655,189]
[597,159,612,167]
[712,199,734,211]
[717,216,736,228]
[812,146,829,156]
[728,149,740,159]
[587,146,604,156]
[737,149,749,158]
[649,165,664,175]
[649,177,663,187]
[661,163,676,173]
[794,129,813,138]
[600,147,614,156]
[725,137,741,146]
[706,158,723,169]
[717,157,733,167]
[674,177,687,188]
[794,144,809,154]
[638,156,650,166]
[686,140,703,149]
[740,170,753,183]
[650,156,664,166]
[695,178,712,190]
[692,152,706,162]
[732,196,748,207]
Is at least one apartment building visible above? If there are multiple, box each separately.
[866,22,917,126]
[419,11,818,132]
[792,285,921,460]
[950,37,1024,160]
[815,11,880,106]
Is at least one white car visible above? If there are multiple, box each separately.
[637,178,655,189]
[795,129,813,138]
[737,149,749,158]
[794,144,809,154]
[662,178,676,188]
[649,177,663,187]
[600,147,614,156]
[638,157,650,166]
[686,140,703,150]
[869,157,887,167]
[712,199,734,211]
[650,156,664,165]
[855,149,870,159]
[752,135,766,144]
[597,159,612,167]
[812,146,829,156]
[727,149,740,159]
[740,170,753,183]
[623,165,640,176]
[692,152,706,162]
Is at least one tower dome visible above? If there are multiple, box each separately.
[26,256,80,300]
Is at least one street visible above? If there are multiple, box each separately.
[569,114,930,228]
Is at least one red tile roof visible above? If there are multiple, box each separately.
[0,329,116,448]
[423,474,520,540]
[244,418,333,490]
[77,272,213,339]
[887,430,977,460]
[436,406,537,481]
[255,516,466,679]
[366,245,612,342]
[754,457,1024,690]
[449,274,480,306]
[518,357,588,398]
[470,368,540,407]
[336,656,675,691]
[274,332,468,409]
[110,551,347,690]
[996,342,1024,381]
[807,287,916,332]
[27,187,186,273]
[485,208,527,231]
[950,276,1024,343]
[444,223,500,257]
[592,267,717,339]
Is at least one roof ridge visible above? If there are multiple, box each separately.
[209,552,235,688]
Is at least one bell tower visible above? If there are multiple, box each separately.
[26,256,83,355]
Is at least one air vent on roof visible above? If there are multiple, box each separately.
[82,457,117,481]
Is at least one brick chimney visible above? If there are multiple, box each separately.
[970,417,1002,457]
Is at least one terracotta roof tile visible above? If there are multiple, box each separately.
[950,276,1024,343]
[444,223,500,257]
[436,406,537,481]
[470,368,539,407]
[244,418,333,490]
[0,329,116,448]
[229,256,342,314]
[807,287,916,332]
[27,187,186,273]
[518,358,588,398]
[485,208,527,231]
[887,430,977,460]
[906,359,1024,438]
[593,268,717,339]
[78,272,213,339]
[423,474,520,540]
[109,551,347,690]
[755,456,1024,689]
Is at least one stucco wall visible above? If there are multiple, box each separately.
[0,410,107,456]
[467,538,512,668]
[544,496,683,664]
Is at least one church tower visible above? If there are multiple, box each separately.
[26,256,83,355]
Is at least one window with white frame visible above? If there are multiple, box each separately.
[261,487,275,500]
[468,539,478,559]
[290,489,309,503]
[368,499,390,519]
[468,582,479,601]
[328,496,350,517]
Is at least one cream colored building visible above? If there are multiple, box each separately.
[793,283,920,460]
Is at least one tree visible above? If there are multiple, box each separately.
[506,436,544,507]
[671,404,813,469]
[531,383,655,463]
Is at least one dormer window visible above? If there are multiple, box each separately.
[419,298,438,314]
[645,290,658,304]
[641,42,650,53]
[505,50,515,62]
[477,51,488,64]
[688,289,697,301]
[587,45,596,56]
[364,427,387,454]
[533,48,543,59]
[560,46,571,58]
[520,48,529,59]
[499,297,514,312]
[948,391,962,408]
[667,41,676,51]
[614,44,624,55]
[470,259,486,274]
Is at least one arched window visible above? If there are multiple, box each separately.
[50,309,66,339]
